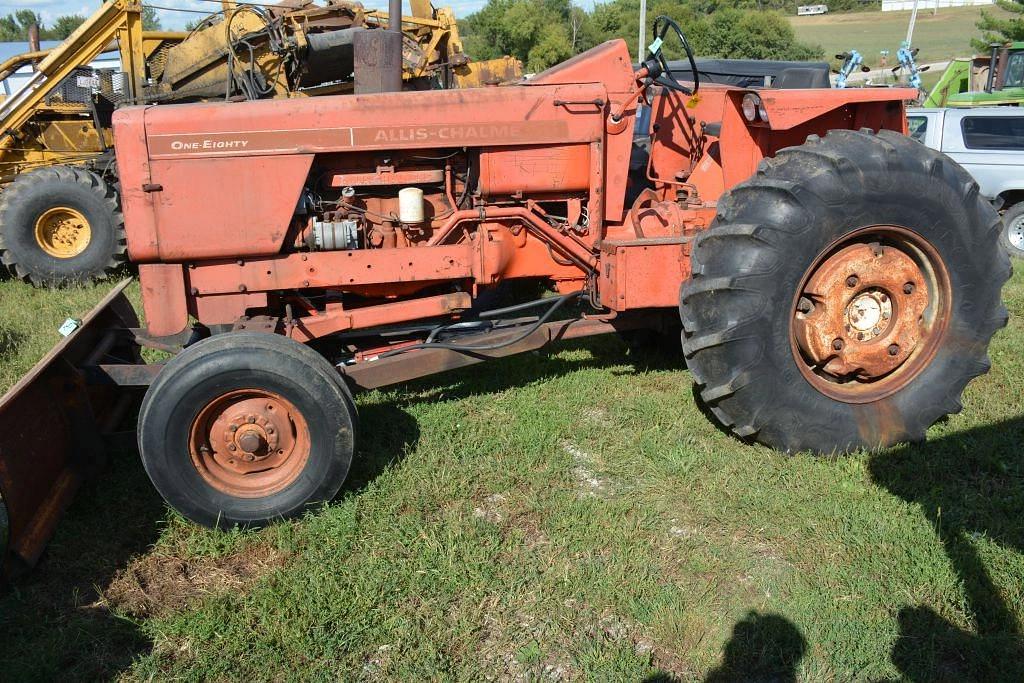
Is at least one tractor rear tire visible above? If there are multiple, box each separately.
[138,332,358,528]
[0,166,126,287]
[680,129,1010,453]
[998,202,1024,259]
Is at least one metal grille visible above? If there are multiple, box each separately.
[43,67,127,106]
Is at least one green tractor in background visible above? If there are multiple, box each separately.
[924,42,1024,107]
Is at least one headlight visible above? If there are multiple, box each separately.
[742,93,760,122]
[757,100,769,124]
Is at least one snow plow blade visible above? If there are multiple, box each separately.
[0,279,142,578]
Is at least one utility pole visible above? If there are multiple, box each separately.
[905,0,919,45]
[638,0,647,62]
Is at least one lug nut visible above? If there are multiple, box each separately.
[887,344,900,356]
[229,424,239,433]
[228,443,236,451]
[248,416,256,424]
[832,338,845,351]
[797,298,813,314]
[903,282,915,294]
[846,275,859,288]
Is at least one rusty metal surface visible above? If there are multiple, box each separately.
[354,29,403,94]
[0,279,141,576]
[189,389,311,498]
[791,228,951,403]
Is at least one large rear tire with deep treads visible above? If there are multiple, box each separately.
[139,332,358,528]
[0,166,126,287]
[680,129,1010,453]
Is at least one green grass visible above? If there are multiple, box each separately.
[0,265,1022,680]
[791,6,1013,69]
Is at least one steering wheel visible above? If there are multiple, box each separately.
[649,16,699,96]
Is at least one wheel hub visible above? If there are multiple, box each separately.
[189,391,310,497]
[845,290,890,338]
[34,207,91,258]
[791,229,948,400]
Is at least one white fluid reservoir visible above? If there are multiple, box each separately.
[398,187,425,223]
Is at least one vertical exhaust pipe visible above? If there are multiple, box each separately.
[28,23,40,53]
[354,0,404,93]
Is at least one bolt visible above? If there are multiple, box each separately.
[266,427,274,435]
[238,284,247,293]
[903,282,915,294]
[229,424,239,433]
[887,343,900,356]
[846,275,859,288]
[244,454,256,462]
[797,298,813,314]
[190,287,199,296]
[248,415,256,424]
[879,293,888,302]
[228,443,237,451]
[832,338,845,351]
[303,280,310,287]
[872,326,881,335]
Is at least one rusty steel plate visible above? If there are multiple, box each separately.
[0,279,141,577]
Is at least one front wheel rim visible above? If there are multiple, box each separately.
[188,389,311,498]
[790,225,951,403]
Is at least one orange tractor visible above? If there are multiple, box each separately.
[0,18,1009,573]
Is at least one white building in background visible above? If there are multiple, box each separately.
[882,0,992,10]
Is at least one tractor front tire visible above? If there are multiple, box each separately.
[138,332,358,528]
[0,166,126,287]
[680,129,1010,453]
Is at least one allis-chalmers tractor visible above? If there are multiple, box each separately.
[0,18,1010,574]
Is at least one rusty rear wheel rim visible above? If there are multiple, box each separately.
[34,206,91,258]
[188,389,311,498]
[790,226,952,403]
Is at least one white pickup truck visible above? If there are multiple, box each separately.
[908,107,1024,258]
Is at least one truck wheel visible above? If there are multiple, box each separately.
[999,203,1024,259]
[138,332,358,528]
[0,166,126,287]
[680,129,1010,453]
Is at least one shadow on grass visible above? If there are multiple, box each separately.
[703,611,807,683]
[869,416,1024,682]
[0,439,164,681]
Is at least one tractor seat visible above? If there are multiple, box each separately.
[774,67,831,89]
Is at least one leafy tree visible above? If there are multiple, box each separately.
[49,14,86,40]
[698,8,824,60]
[974,0,1024,50]
[462,0,823,70]
[0,10,44,42]
[142,6,162,31]
[462,0,593,71]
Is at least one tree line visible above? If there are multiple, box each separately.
[0,8,161,44]
[461,0,826,72]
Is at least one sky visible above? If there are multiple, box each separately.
[0,0,594,32]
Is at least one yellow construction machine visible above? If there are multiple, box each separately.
[0,0,520,287]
